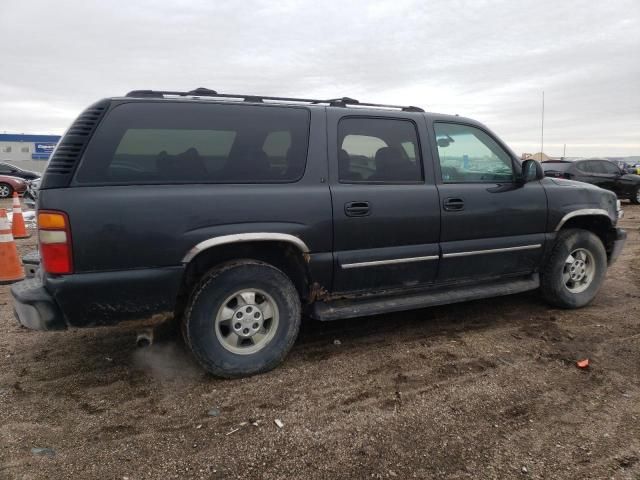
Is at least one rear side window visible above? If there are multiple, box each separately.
[338,117,423,183]
[577,161,603,173]
[75,102,310,184]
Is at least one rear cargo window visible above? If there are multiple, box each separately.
[75,102,310,184]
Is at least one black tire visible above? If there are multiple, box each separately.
[541,229,607,308]
[0,183,13,199]
[630,186,640,205]
[183,260,301,378]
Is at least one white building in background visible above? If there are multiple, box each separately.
[0,133,61,162]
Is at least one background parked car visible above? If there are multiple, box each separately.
[0,174,27,198]
[611,159,639,175]
[0,162,41,181]
[542,159,640,204]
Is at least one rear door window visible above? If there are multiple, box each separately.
[75,102,310,184]
[578,161,604,174]
[599,161,621,175]
[337,118,423,183]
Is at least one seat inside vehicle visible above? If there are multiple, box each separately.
[369,146,418,181]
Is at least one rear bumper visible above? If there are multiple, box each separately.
[11,266,184,330]
[22,250,40,278]
[608,227,627,265]
[11,277,66,330]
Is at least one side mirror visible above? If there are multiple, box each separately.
[521,159,544,183]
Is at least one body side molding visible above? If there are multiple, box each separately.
[442,244,541,259]
[341,255,439,270]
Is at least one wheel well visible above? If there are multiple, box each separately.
[175,241,310,320]
[559,215,616,256]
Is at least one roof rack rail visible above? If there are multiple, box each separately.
[124,88,425,112]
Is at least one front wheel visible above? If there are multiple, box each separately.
[631,186,640,205]
[0,183,13,198]
[183,260,301,378]
[541,229,607,308]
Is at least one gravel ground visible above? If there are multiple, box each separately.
[0,199,639,480]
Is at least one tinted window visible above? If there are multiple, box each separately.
[600,161,621,175]
[338,118,422,183]
[578,160,609,173]
[434,123,514,183]
[541,162,571,172]
[75,102,310,184]
[576,161,592,173]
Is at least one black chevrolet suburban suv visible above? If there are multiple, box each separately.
[12,88,627,377]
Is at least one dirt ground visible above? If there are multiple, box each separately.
[1,200,639,480]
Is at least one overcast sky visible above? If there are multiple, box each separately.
[1,0,638,157]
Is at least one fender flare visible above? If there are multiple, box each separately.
[554,209,612,231]
[182,233,309,263]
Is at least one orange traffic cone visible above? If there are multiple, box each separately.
[11,192,30,239]
[0,208,25,284]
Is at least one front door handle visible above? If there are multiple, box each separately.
[345,201,370,217]
[443,197,464,211]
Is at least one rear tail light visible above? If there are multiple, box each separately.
[38,210,73,274]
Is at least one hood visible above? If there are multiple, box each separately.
[621,173,640,183]
[0,174,26,183]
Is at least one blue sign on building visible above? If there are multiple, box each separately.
[35,142,57,154]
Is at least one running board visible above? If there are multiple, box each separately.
[310,274,539,321]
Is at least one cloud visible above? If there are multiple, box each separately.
[1,0,638,156]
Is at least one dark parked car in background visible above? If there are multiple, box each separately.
[542,159,640,204]
[0,162,41,181]
[0,174,27,198]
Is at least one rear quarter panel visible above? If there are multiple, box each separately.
[37,107,332,273]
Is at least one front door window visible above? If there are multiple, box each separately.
[434,123,514,183]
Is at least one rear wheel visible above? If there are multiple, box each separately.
[0,183,12,198]
[541,229,607,308]
[183,260,301,378]
[631,186,640,205]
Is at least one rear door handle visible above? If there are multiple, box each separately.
[345,201,370,217]
[443,197,464,211]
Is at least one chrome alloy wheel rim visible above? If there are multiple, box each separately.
[563,248,595,294]
[0,185,10,198]
[214,289,279,355]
